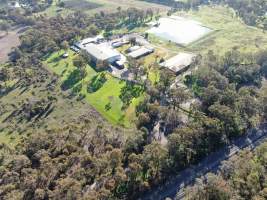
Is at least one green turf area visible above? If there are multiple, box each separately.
[44,50,143,127]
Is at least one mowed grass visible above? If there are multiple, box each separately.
[44,50,143,127]
[180,5,267,55]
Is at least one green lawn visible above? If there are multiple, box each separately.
[44,50,143,127]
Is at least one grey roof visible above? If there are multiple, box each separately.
[160,53,196,73]
[75,35,104,49]
[128,46,154,59]
[83,43,121,61]
[127,45,141,53]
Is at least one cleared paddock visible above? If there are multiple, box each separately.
[147,16,212,46]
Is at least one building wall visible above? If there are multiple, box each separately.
[107,55,121,64]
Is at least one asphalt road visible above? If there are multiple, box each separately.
[140,123,267,200]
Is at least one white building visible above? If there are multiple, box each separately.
[82,43,121,64]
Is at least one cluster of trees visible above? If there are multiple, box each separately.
[185,142,267,200]
[223,0,267,27]
[119,82,144,110]
[1,70,265,200]
[87,73,107,93]
[0,121,163,199]
[19,0,53,13]
[61,54,88,91]
[136,48,266,169]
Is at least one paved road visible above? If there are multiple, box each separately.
[140,123,267,200]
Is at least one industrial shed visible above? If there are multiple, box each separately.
[128,46,154,59]
[75,35,104,49]
[83,43,121,65]
[160,53,196,75]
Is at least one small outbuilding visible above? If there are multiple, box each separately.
[62,53,69,58]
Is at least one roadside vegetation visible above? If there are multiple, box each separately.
[185,141,267,200]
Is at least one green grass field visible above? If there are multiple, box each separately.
[44,50,143,127]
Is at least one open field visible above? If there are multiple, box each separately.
[0,77,134,149]
[86,0,169,14]
[44,50,144,127]
[145,5,267,56]
[0,30,20,63]
[180,5,267,54]
[64,0,101,11]
[0,64,127,148]
[40,0,170,17]
[147,16,212,46]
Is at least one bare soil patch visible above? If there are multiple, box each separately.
[0,30,20,63]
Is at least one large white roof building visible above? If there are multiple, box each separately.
[81,43,122,65]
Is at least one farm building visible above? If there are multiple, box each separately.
[83,43,122,65]
[160,53,196,75]
[128,46,154,59]
[8,1,21,8]
[126,45,141,53]
[75,35,104,49]
[111,40,129,48]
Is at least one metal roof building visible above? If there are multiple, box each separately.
[127,45,141,53]
[75,35,104,49]
[128,46,154,59]
[82,43,121,63]
[160,52,196,75]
